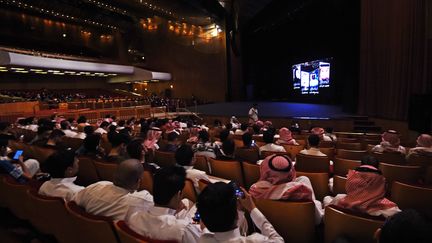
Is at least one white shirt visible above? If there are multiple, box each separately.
[371,143,406,155]
[74,132,86,139]
[248,108,258,122]
[94,127,108,134]
[39,177,84,201]
[184,166,210,191]
[127,204,201,243]
[72,181,153,220]
[299,147,327,157]
[259,143,286,155]
[62,129,78,138]
[234,129,245,135]
[199,208,283,243]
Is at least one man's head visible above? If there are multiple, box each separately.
[167,132,179,143]
[263,130,275,144]
[197,182,238,232]
[175,144,194,166]
[361,155,379,169]
[222,139,235,156]
[376,210,431,243]
[219,129,230,143]
[99,121,110,129]
[198,130,210,142]
[83,133,101,152]
[48,129,65,143]
[44,150,78,178]
[242,132,252,147]
[113,159,144,192]
[153,166,186,208]
[60,120,70,130]
[126,139,145,161]
[110,133,130,149]
[308,134,320,147]
[0,138,8,156]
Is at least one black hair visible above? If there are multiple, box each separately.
[242,132,252,147]
[219,129,230,143]
[126,139,145,161]
[198,130,210,142]
[197,182,237,232]
[0,122,11,131]
[110,133,131,147]
[308,134,320,147]
[380,210,432,243]
[175,145,194,166]
[83,126,94,136]
[44,150,76,178]
[83,134,101,152]
[263,130,275,144]
[360,155,379,169]
[99,121,109,128]
[153,166,186,205]
[60,120,69,130]
[240,123,248,131]
[77,116,87,124]
[222,139,235,156]
[49,129,65,139]
[167,132,179,142]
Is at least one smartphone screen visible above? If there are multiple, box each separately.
[13,150,23,160]
[192,212,201,223]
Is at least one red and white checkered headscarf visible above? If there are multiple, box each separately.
[381,130,400,147]
[417,134,432,148]
[311,127,325,139]
[278,127,294,142]
[337,165,397,213]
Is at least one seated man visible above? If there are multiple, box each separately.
[94,121,109,135]
[39,150,84,201]
[72,159,153,220]
[259,129,286,156]
[127,166,201,243]
[175,144,209,190]
[275,127,299,145]
[324,156,401,218]
[215,139,236,161]
[311,127,332,142]
[192,130,218,159]
[249,155,323,224]
[0,139,39,184]
[160,132,179,153]
[406,134,432,160]
[105,133,130,164]
[197,182,284,242]
[372,130,406,155]
[60,120,78,138]
[299,134,327,157]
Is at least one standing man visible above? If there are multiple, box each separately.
[248,103,259,124]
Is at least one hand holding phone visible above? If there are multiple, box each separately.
[13,150,23,160]
[230,182,245,199]
[192,212,201,224]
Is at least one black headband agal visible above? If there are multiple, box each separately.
[268,155,292,172]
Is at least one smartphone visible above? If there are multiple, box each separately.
[192,212,201,223]
[230,182,245,199]
[251,140,256,146]
[13,150,23,160]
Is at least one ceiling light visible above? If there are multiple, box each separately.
[11,67,25,70]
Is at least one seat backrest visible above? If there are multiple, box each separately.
[242,162,260,189]
[62,137,83,151]
[198,179,210,192]
[406,153,432,167]
[27,190,76,243]
[209,158,244,187]
[115,220,178,243]
[333,158,361,176]
[426,166,432,185]
[324,205,384,243]
[281,144,305,160]
[379,162,422,187]
[372,152,406,164]
[296,171,330,201]
[2,177,32,220]
[254,199,315,243]
[319,141,335,148]
[193,155,211,175]
[139,170,154,194]
[235,148,260,163]
[260,151,291,159]
[319,147,335,160]
[29,145,56,163]
[181,179,197,203]
[337,142,362,150]
[94,161,118,182]
[391,181,432,218]
[295,153,330,173]
[65,201,119,243]
[75,156,99,186]
[333,176,347,195]
[337,149,368,160]
[154,150,176,168]
[233,139,244,149]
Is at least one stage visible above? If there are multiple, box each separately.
[193,102,351,119]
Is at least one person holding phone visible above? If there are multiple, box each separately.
[0,139,40,183]
[197,182,284,243]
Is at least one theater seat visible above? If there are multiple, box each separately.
[154,150,176,168]
[209,158,244,187]
[324,205,384,243]
[181,179,197,203]
[295,153,330,173]
[296,171,330,201]
[115,220,178,243]
[391,181,432,218]
[242,162,260,189]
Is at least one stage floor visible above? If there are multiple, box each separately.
[193,102,350,119]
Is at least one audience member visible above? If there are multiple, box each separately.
[275,127,299,145]
[324,156,401,218]
[144,127,162,151]
[216,139,236,160]
[197,182,284,242]
[299,134,327,157]
[127,166,200,243]
[73,159,153,220]
[259,130,286,156]
[95,121,109,134]
[372,130,406,154]
[39,150,83,201]
[249,154,323,224]
[127,139,159,173]
[175,144,209,190]
[192,130,218,159]
[406,134,432,160]
[160,132,179,152]
[60,120,77,138]
[105,133,130,164]
[311,127,332,142]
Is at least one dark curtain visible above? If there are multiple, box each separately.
[359,0,430,120]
